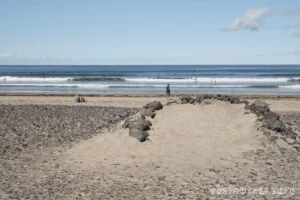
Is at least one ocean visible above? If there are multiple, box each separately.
[0,65,300,95]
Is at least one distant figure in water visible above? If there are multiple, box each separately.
[194,78,197,82]
[166,84,171,99]
[214,81,217,85]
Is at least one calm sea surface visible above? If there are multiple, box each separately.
[1,65,300,95]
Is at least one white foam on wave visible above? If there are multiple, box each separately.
[0,76,70,82]
[0,83,249,88]
[1,76,298,83]
[125,77,293,83]
[279,85,300,89]
[0,83,109,88]
[114,84,248,88]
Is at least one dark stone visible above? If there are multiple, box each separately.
[266,119,285,132]
[256,106,270,113]
[180,96,195,104]
[129,129,149,142]
[268,136,278,142]
[216,96,225,101]
[283,127,298,139]
[210,95,216,99]
[128,123,147,131]
[146,101,163,111]
[263,130,271,137]
[123,114,145,129]
[240,100,249,105]
[253,100,268,107]
[249,100,270,114]
[264,111,280,121]
[245,105,250,110]
[140,107,156,118]
[128,117,152,131]
[194,97,203,103]
[232,99,240,104]
[142,119,152,127]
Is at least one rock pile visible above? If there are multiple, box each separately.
[176,95,299,147]
[124,101,163,142]
[247,99,299,142]
[179,94,249,105]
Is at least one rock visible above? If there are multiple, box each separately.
[257,115,265,122]
[240,100,249,105]
[253,100,268,107]
[142,119,152,127]
[140,107,156,118]
[268,136,278,142]
[189,98,195,104]
[128,117,152,131]
[230,98,241,104]
[293,145,300,151]
[194,97,202,103]
[250,100,270,114]
[129,129,149,142]
[209,95,216,99]
[266,119,285,132]
[146,101,163,111]
[216,95,225,101]
[256,106,270,113]
[180,96,194,104]
[123,113,144,128]
[264,111,280,121]
[128,123,147,131]
[283,127,298,139]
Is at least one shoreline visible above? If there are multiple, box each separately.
[1,93,300,99]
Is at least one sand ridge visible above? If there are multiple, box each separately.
[62,100,265,173]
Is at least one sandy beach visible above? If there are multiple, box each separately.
[0,95,300,199]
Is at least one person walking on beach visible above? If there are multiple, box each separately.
[166,84,171,99]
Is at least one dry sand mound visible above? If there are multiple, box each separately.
[63,100,265,172]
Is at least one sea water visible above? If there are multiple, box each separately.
[0,65,300,95]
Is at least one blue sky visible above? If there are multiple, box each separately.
[0,0,299,64]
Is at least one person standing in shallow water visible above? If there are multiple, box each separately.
[166,84,171,99]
